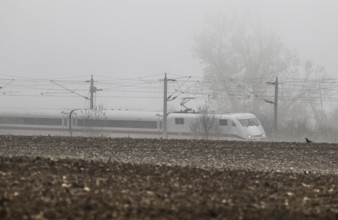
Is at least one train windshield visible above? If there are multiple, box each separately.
[238,118,260,127]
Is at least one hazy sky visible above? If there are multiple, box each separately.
[1,0,338,111]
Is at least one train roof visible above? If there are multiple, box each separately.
[168,112,256,119]
[78,110,160,120]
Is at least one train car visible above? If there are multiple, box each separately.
[0,110,69,136]
[0,110,267,141]
[166,112,266,141]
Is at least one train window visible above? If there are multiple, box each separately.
[238,118,260,127]
[219,119,227,126]
[25,118,62,126]
[175,118,184,125]
[0,117,62,126]
[77,119,157,129]
[232,121,236,126]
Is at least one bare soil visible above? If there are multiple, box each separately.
[0,136,338,219]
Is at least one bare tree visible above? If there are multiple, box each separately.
[194,13,298,113]
[189,105,220,140]
[276,61,332,140]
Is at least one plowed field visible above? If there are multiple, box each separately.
[0,136,337,219]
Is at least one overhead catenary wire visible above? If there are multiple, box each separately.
[2,74,338,111]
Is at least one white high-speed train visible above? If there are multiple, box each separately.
[0,110,267,141]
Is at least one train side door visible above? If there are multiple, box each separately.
[61,113,68,134]
[157,117,162,138]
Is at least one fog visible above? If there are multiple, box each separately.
[1,0,338,141]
